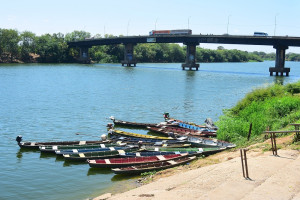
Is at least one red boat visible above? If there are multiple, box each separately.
[88,153,188,168]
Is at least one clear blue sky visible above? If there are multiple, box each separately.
[1,0,300,53]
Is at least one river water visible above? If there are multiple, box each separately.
[0,61,299,200]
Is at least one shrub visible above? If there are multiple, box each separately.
[216,81,300,145]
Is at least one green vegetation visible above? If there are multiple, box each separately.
[253,51,300,61]
[216,81,300,146]
[2,28,299,64]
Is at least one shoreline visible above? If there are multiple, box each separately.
[93,135,300,200]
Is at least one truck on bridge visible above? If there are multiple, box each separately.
[149,29,192,36]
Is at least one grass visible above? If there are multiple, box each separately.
[216,81,300,147]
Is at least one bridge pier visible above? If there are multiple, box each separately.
[182,43,199,70]
[269,45,290,76]
[121,43,137,67]
[79,47,90,64]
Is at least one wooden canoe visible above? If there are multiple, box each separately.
[186,136,236,149]
[147,126,217,137]
[112,155,196,175]
[111,130,174,140]
[56,146,135,155]
[110,117,158,129]
[119,151,194,157]
[141,146,225,156]
[39,143,122,153]
[18,139,110,149]
[88,153,188,168]
[63,148,138,162]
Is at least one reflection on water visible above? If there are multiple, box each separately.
[16,148,40,161]
[63,161,88,167]
[39,152,57,159]
[87,167,113,176]
[111,174,140,182]
[274,76,285,85]
[16,150,23,161]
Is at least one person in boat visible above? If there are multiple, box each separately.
[163,112,170,121]
[138,141,143,148]
[16,135,22,144]
[107,129,113,137]
[107,123,113,130]
[168,132,176,138]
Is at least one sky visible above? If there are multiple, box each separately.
[1,0,300,53]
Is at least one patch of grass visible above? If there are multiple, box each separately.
[290,141,300,150]
[141,171,156,177]
[216,81,300,147]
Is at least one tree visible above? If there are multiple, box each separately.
[65,30,91,42]
[0,29,20,62]
[20,31,36,62]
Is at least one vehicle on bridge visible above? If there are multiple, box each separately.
[149,29,192,36]
[253,32,268,36]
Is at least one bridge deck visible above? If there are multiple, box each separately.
[68,35,300,47]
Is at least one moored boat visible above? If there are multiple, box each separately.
[16,136,110,149]
[119,151,193,157]
[112,155,196,175]
[141,146,225,156]
[111,129,175,140]
[88,153,188,168]
[56,146,134,155]
[39,143,122,153]
[185,136,236,149]
[63,148,137,162]
[147,126,217,137]
[109,116,158,129]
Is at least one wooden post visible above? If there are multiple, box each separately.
[244,149,249,178]
[273,133,278,156]
[240,149,245,178]
[240,148,249,179]
[247,123,252,141]
[270,133,278,156]
[290,124,300,142]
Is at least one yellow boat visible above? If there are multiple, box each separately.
[112,129,174,140]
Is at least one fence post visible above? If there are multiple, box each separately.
[240,149,245,178]
[247,123,252,141]
[270,133,278,156]
[295,124,299,142]
[273,133,278,156]
[240,148,250,179]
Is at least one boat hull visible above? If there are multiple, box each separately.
[112,156,196,174]
[88,153,188,168]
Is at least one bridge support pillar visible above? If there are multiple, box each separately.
[121,43,137,67]
[269,45,290,76]
[182,43,199,70]
[79,47,90,64]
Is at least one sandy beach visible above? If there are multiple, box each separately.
[94,137,300,200]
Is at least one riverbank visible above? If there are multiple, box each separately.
[94,134,300,200]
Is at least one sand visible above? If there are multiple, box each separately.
[94,148,300,200]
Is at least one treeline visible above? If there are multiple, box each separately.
[252,51,300,61]
[1,28,299,63]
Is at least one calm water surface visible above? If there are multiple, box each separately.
[0,61,299,200]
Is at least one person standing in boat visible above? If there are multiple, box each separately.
[163,112,170,121]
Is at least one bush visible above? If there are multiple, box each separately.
[216,81,300,144]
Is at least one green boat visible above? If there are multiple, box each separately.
[63,148,137,162]
[141,147,226,156]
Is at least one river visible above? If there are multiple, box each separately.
[0,61,299,200]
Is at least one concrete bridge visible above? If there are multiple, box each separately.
[68,35,300,76]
